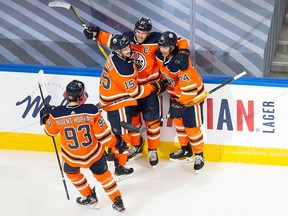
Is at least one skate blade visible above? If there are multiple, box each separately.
[150,162,158,169]
[77,202,100,210]
[151,165,157,170]
[169,157,193,163]
[107,160,114,167]
[115,210,126,216]
[91,203,100,210]
[195,167,204,174]
[115,173,133,182]
[115,208,126,215]
[113,205,126,215]
[127,153,142,163]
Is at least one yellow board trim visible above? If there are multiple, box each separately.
[0,132,61,152]
[1,132,288,166]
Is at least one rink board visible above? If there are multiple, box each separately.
[1,65,288,165]
[1,132,288,166]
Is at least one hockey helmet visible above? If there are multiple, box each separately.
[66,80,85,102]
[158,31,177,47]
[110,35,130,50]
[135,17,152,32]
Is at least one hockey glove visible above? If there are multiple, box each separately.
[169,100,184,119]
[95,103,102,110]
[83,25,100,40]
[40,104,54,125]
[114,134,127,154]
[174,49,190,70]
[151,79,168,94]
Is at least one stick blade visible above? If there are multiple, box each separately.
[38,69,44,85]
[234,71,247,80]
[48,1,71,9]
[38,69,44,76]
[120,121,140,133]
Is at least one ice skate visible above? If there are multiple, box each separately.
[194,152,205,174]
[169,145,193,163]
[114,160,134,182]
[112,196,126,214]
[76,187,100,209]
[128,137,143,161]
[149,149,158,168]
[106,148,115,166]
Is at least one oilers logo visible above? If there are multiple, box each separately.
[132,51,146,72]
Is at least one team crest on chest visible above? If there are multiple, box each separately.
[131,51,146,72]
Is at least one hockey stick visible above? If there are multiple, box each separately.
[48,1,108,58]
[186,70,247,106]
[121,114,172,134]
[38,70,70,200]
[121,71,247,133]
[97,95,132,110]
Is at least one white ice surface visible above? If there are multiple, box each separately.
[1,150,288,216]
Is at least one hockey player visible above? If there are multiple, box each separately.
[97,34,167,177]
[156,31,206,173]
[40,80,126,213]
[83,17,189,167]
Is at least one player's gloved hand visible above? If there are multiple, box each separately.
[40,104,54,124]
[83,25,100,39]
[151,79,168,94]
[174,49,190,70]
[114,134,127,154]
[95,103,101,109]
[169,100,184,119]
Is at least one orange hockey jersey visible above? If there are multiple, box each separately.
[43,104,118,168]
[155,50,205,105]
[99,52,155,111]
[95,30,189,86]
